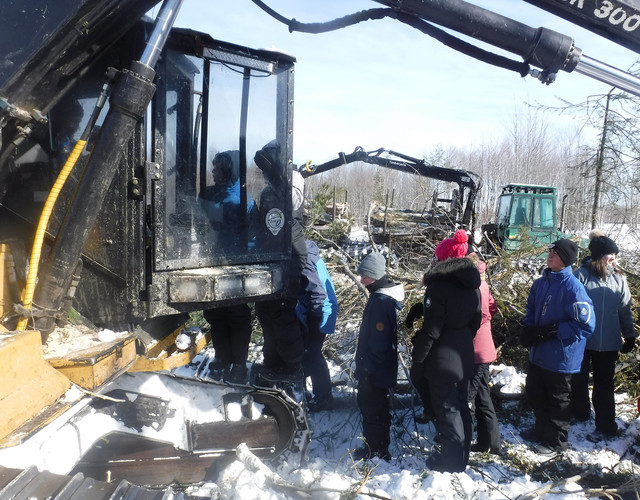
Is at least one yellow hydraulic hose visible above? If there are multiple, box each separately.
[16,139,86,331]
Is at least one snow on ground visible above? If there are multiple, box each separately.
[2,324,639,498]
[185,362,640,500]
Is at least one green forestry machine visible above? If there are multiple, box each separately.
[481,183,573,253]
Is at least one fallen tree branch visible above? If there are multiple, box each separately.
[340,257,369,298]
[514,474,581,500]
[77,385,126,403]
[236,443,313,498]
[236,443,395,499]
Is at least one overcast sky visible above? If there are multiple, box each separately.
[164,0,640,164]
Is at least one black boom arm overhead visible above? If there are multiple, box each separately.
[371,0,640,95]
[252,0,640,96]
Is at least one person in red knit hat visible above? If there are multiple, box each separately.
[434,229,469,261]
[406,229,472,423]
[409,229,481,472]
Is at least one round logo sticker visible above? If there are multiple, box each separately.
[265,208,284,235]
[376,322,385,331]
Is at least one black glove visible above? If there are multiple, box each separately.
[405,302,424,328]
[306,315,324,342]
[520,324,558,348]
[410,362,424,384]
[520,325,539,348]
[538,323,558,342]
[621,337,636,354]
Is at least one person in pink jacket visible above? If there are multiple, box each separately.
[467,253,501,454]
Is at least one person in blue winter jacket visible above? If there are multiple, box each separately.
[199,151,252,384]
[353,252,404,461]
[570,231,636,440]
[521,238,595,455]
[296,239,339,411]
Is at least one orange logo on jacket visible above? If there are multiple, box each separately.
[376,322,385,331]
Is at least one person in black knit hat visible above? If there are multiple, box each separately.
[588,234,619,261]
[571,231,636,441]
[548,239,579,268]
[520,238,595,455]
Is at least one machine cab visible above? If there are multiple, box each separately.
[146,30,297,318]
[38,26,298,327]
[485,184,558,251]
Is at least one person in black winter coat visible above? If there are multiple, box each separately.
[297,239,339,410]
[252,141,307,382]
[410,231,481,473]
[353,252,405,461]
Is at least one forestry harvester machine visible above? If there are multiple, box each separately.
[300,146,480,245]
[3,0,640,495]
[0,0,310,490]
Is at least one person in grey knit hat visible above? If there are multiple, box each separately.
[357,252,387,280]
[353,252,405,461]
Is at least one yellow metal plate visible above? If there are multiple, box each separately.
[129,330,211,372]
[48,335,138,390]
[0,330,71,443]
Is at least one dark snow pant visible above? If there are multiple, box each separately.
[571,349,619,435]
[428,377,472,472]
[256,298,303,372]
[411,371,435,419]
[301,323,331,400]
[357,377,391,453]
[203,304,252,364]
[525,363,571,450]
[468,363,501,450]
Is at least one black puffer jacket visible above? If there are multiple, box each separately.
[412,257,482,383]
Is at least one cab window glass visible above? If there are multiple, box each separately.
[496,194,511,225]
[154,48,287,271]
[509,196,531,226]
[533,197,555,228]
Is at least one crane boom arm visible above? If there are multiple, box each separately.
[370,0,640,95]
[300,147,480,231]
[523,0,640,54]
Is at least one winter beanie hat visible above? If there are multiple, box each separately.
[254,140,279,175]
[434,229,469,261]
[549,238,579,267]
[357,252,387,280]
[588,232,619,261]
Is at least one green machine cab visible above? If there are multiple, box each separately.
[482,184,571,252]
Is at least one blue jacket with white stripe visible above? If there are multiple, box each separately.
[523,265,595,374]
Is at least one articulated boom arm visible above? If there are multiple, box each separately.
[523,0,640,54]
[300,147,480,231]
[370,0,640,96]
